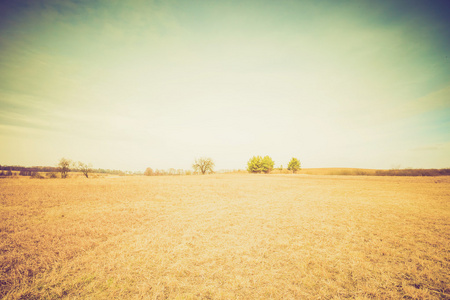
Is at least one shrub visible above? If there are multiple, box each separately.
[30,172,44,179]
[287,157,301,173]
[19,169,29,176]
[46,172,57,178]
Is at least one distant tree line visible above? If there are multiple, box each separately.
[0,165,58,173]
[0,159,148,178]
[4,157,450,179]
[0,166,14,176]
[1,158,125,179]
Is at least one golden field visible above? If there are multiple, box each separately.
[1,174,449,299]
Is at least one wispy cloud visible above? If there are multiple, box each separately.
[0,0,449,170]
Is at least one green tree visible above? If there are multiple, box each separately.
[247,156,263,173]
[262,156,274,173]
[247,155,274,173]
[193,157,215,175]
[287,157,301,173]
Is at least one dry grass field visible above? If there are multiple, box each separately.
[1,174,449,299]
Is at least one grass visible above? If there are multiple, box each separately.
[270,168,450,176]
[1,174,449,299]
[374,169,450,176]
[271,168,378,176]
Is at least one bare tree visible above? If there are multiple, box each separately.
[78,162,93,178]
[58,158,72,179]
[192,157,215,175]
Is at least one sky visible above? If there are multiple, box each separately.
[0,0,449,172]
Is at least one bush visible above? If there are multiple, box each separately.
[30,172,44,179]
[46,172,57,178]
[247,156,275,173]
[0,170,13,177]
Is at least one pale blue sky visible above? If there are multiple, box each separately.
[1,0,449,171]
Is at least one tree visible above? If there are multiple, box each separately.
[58,158,72,178]
[247,155,274,173]
[144,167,154,176]
[247,156,263,173]
[78,162,93,178]
[193,157,214,175]
[287,157,301,173]
[262,156,274,173]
